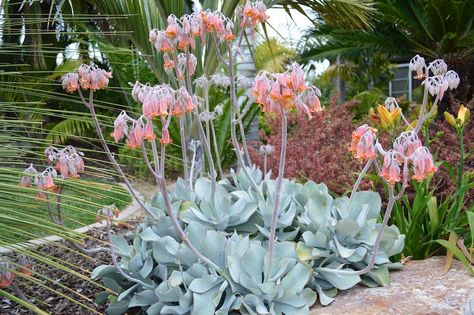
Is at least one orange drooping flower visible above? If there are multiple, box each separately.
[349,124,377,160]
[143,118,156,141]
[411,146,437,182]
[160,127,172,145]
[379,150,401,186]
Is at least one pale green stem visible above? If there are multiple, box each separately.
[171,48,190,184]
[179,116,189,184]
[141,143,159,184]
[226,41,252,166]
[106,220,154,289]
[77,88,154,219]
[266,108,288,279]
[354,187,396,275]
[210,120,224,179]
[414,67,429,133]
[11,282,30,304]
[348,159,373,207]
[189,143,197,188]
[149,137,222,272]
[204,87,211,152]
[457,127,465,188]
[263,152,268,175]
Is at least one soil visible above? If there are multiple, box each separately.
[0,220,142,315]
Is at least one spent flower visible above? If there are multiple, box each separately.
[19,164,38,187]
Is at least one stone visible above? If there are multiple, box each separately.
[311,256,474,315]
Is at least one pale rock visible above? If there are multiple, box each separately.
[311,256,474,315]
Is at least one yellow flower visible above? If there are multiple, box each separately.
[444,104,470,128]
[458,104,470,125]
[404,119,418,131]
[444,112,457,127]
[376,104,400,129]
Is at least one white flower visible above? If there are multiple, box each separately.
[210,74,230,88]
[424,75,449,98]
[236,75,250,88]
[259,144,274,155]
[384,97,398,111]
[444,70,460,90]
[429,59,448,76]
[194,75,210,89]
[409,55,426,72]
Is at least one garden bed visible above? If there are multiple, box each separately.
[0,221,140,314]
[3,219,471,315]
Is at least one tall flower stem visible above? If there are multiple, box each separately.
[263,152,268,175]
[203,87,212,156]
[77,89,154,219]
[354,187,396,275]
[226,41,252,167]
[189,142,198,188]
[414,67,429,133]
[11,282,31,304]
[141,143,159,184]
[171,48,190,184]
[151,146,222,272]
[193,109,217,206]
[106,220,154,289]
[179,116,189,183]
[456,127,465,188]
[210,120,224,179]
[210,34,246,167]
[266,108,288,279]
[348,159,373,207]
[212,36,262,198]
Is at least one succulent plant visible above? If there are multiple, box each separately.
[93,173,404,314]
[295,182,404,305]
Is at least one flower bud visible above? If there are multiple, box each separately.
[444,111,457,127]
[458,104,470,126]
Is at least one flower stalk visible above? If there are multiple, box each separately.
[266,107,288,278]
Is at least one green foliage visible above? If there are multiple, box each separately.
[391,170,474,261]
[351,88,387,119]
[255,38,297,72]
[93,167,404,314]
[0,169,131,243]
[301,0,474,60]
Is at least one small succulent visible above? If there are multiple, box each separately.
[179,177,259,232]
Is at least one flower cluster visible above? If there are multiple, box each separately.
[0,256,33,289]
[149,1,267,76]
[96,205,121,223]
[349,124,377,160]
[112,82,200,147]
[131,83,196,118]
[409,55,459,99]
[45,145,85,179]
[112,112,158,148]
[350,123,437,185]
[253,63,322,115]
[0,260,15,289]
[19,145,85,199]
[259,144,274,155]
[62,64,112,93]
[240,1,268,27]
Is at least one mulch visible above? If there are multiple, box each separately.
[0,220,141,315]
